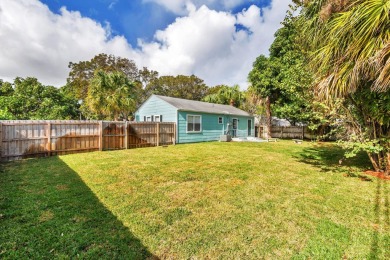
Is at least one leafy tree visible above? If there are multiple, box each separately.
[145,75,209,101]
[86,71,138,120]
[248,55,281,137]
[65,53,140,100]
[206,85,224,96]
[203,85,244,107]
[138,67,159,89]
[248,7,316,137]
[297,0,390,174]
[307,0,390,96]
[269,19,314,126]
[0,78,78,120]
[0,80,15,119]
[0,80,14,96]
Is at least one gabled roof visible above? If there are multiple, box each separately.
[154,95,251,117]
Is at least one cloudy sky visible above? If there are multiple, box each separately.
[0,0,292,88]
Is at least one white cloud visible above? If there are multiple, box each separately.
[0,0,291,88]
[138,0,291,87]
[143,0,246,14]
[0,0,138,86]
[108,0,118,10]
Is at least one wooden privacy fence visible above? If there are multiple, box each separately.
[270,126,316,139]
[0,120,176,161]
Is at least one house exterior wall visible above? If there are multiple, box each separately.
[233,116,255,138]
[177,111,254,143]
[135,95,177,123]
[136,95,255,144]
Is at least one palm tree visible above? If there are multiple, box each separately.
[305,0,390,174]
[203,85,244,107]
[310,0,390,97]
[87,71,136,120]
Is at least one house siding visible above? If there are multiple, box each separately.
[135,95,255,144]
[178,111,254,143]
[135,95,177,122]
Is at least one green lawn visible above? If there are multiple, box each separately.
[1,141,389,259]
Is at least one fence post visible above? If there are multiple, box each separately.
[47,122,51,156]
[0,122,2,160]
[156,123,160,147]
[173,123,176,145]
[99,121,103,151]
[125,121,128,149]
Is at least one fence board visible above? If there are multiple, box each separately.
[0,122,2,158]
[0,120,175,161]
[270,126,316,139]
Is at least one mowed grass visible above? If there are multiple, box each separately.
[1,141,389,259]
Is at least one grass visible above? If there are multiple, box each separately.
[1,141,389,259]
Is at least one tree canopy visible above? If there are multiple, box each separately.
[269,0,390,174]
[65,53,141,100]
[0,77,78,120]
[203,85,243,108]
[145,75,209,101]
[85,71,138,120]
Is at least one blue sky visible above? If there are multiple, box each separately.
[40,0,176,46]
[40,0,271,46]
[0,0,291,88]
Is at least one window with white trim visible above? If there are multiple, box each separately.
[154,115,161,122]
[218,117,223,124]
[145,116,152,122]
[187,115,201,132]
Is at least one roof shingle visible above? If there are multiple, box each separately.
[155,95,251,116]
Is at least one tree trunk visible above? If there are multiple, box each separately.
[385,152,390,176]
[266,96,272,138]
[367,152,381,172]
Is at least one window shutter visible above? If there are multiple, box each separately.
[144,116,146,122]
[151,116,154,122]
[160,115,163,122]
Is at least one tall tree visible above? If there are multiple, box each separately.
[0,78,78,120]
[203,85,244,108]
[308,0,390,96]
[298,0,390,174]
[86,71,137,120]
[145,75,209,101]
[0,80,15,120]
[269,16,315,126]
[248,55,281,138]
[65,53,140,100]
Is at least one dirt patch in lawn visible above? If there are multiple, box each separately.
[364,170,390,181]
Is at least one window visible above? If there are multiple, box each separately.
[218,117,223,124]
[145,115,162,122]
[187,115,201,132]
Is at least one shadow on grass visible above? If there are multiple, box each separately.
[0,157,158,259]
[295,143,372,178]
[370,178,390,259]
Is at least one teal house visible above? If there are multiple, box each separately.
[135,95,255,144]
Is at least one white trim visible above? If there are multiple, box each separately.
[186,114,202,133]
[146,116,152,122]
[154,115,161,122]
